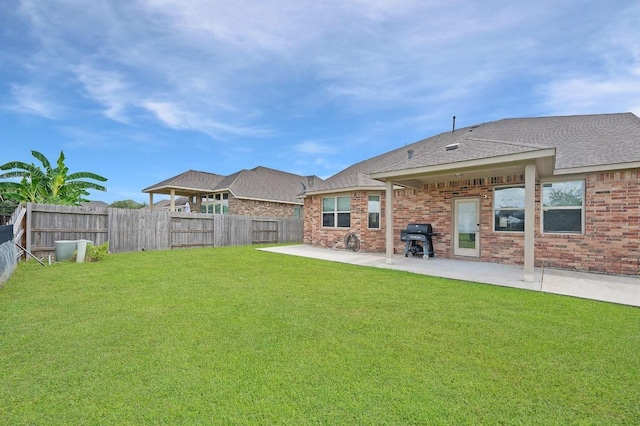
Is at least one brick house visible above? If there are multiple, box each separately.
[303,113,640,279]
[143,167,322,219]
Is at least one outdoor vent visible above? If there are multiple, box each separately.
[445,143,460,151]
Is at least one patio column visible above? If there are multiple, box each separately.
[385,180,394,264]
[193,194,202,213]
[148,193,154,211]
[170,189,176,212]
[524,163,536,282]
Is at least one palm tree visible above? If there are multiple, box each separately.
[0,150,108,205]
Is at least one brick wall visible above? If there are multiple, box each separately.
[303,191,386,250]
[304,169,640,275]
[536,170,640,275]
[230,196,301,219]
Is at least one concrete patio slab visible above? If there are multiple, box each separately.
[258,244,640,307]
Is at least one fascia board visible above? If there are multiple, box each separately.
[553,161,640,175]
[143,185,215,194]
[304,185,393,197]
[232,195,303,205]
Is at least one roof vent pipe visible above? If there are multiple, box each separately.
[452,115,456,133]
[407,149,414,159]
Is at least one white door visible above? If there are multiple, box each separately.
[453,198,480,257]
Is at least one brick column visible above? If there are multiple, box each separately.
[524,164,536,282]
[385,180,394,264]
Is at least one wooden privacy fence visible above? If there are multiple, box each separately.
[20,203,303,259]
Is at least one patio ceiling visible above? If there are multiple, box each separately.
[371,149,556,189]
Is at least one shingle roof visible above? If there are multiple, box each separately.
[152,197,189,209]
[142,170,225,193]
[220,166,314,204]
[310,112,640,193]
[144,167,322,205]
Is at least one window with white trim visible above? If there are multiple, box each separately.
[494,186,525,232]
[214,193,229,214]
[201,195,214,213]
[368,195,380,229]
[542,180,584,233]
[322,196,351,227]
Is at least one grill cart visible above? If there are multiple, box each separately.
[400,223,435,259]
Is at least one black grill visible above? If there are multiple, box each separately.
[400,223,435,259]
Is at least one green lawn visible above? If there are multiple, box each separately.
[1,246,638,425]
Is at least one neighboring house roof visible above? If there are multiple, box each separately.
[218,166,314,204]
[153,197,189,209]
[308,112,640,194]
[142,170,225,195]
[82,201,109,209]
[144,167,323,205]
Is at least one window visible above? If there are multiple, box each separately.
[542,180,584,233]
[201,195,215,214]
[293,206,302,219]
[214,193,229,214]
[368,195,380,229]
[322,196,351,227]
[494,186,525,232]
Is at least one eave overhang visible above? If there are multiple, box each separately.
[304,184,403,197]
[553,160,640,175]
[142,185,216,195]
[370,149,557,186]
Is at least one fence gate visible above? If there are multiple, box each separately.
[252,219,278,244]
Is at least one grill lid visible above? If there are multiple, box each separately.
[404,223,433,235]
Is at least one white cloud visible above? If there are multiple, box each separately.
[9,0,640,143]
[73,64,130,123]
[537,2,640,116]
[142,102,183,128]
[8,84,59,119]
[541,77,640,116]
[294,140,334,155]
[141,100,273,139]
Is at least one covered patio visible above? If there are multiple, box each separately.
[142,170,224,212]
[371,149,556,284]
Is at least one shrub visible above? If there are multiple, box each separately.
[86,242,109,262]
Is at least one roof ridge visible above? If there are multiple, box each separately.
[215,169,245,190]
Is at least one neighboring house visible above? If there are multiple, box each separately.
[143,167,322,219]
[152,197,190,212]
[303,112,640,278]
[82,201,110,210]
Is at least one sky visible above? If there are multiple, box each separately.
[1,0,639,204]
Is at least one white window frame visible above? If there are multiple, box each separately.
[201,195,214,214]
[214,193,229,215]
[322,195,351,228]
[541,180,585,234]
[493,185,525,232]
[368,194,381,229]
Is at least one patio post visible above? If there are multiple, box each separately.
[385,180,394,264]
[170,189,176,212]
[524,163,536,282]
[148,193,154,211]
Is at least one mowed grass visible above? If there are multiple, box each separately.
[1,246,638,425]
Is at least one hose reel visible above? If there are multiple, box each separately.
[344,233,360,252]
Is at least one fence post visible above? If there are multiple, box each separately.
[26,202,33,262]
